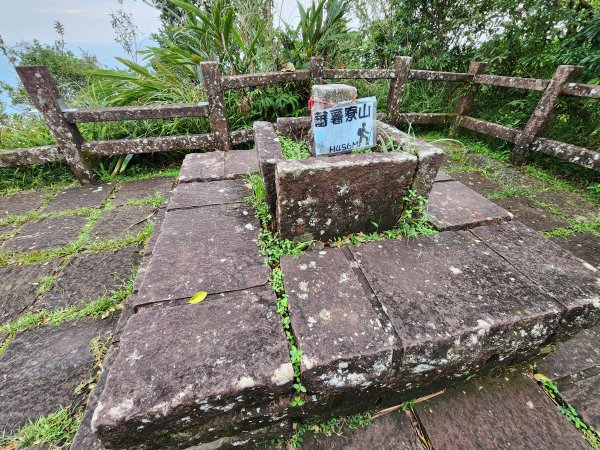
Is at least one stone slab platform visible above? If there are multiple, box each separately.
[492,195,570,231]
[428,180,513,230]
[415,373,590,449]
[178,150,259,184]
[0,191,45,220]
[1,215,88,253]
[92,287,293,449]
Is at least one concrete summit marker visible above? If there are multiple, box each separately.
[310,84,376,156]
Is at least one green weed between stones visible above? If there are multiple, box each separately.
[74,333,112,397]
[279,135,311,160]
[123,191,165,208]
[245,173,309,406]
[534,374,600,449]
[0,268,136,358]
[0,406,82,450]
[542,219,600,238]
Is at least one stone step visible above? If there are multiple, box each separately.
[90,158,600,449]
[177,149,259,183]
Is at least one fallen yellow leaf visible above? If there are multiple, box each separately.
[189,291,208,304]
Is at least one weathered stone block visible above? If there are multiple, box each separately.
[135,204,269,308]
[312,84,357,107]
[276,116,311,141]
[43,184,113,212]
[224,149,259,178]
[1,215,88,252]
[89,205,156,241]
[178,151,225,183]
[447,171,503,196]
[254,121,283,217]
[434,171,453,182]
[428,180,513,230]
[92,287,294,449]
[168,180,248,211]
[470,221,600,337]
[0,316,117,432]
[275,152,417,242]
[415,373,590,449]
[281,248,397,394]
[492,196,570,231]
[350,231,563,389]
[0,191,45,220]
[110,177,173,207]
[559,374,600,429]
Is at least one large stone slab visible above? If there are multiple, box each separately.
[0,260,60,323]
[36,248,141,311]
[559,374,600,429]
[224,149,259,178]
[492,196,570,231]
[550,232,600,269]
[415,373,590,449]
[540,325,600,381]
[470,221,600,336]
[281,248,397,393]
[0,316,117,432]
[349,231,563,388]
[167,179,248,211]
[111,177,173,207]
[42,184,113,213]
[0,191,45,220]
[178,151,225,183]
[135,204,269,308]
[434,171,453,182]
[276,152,417,242]
[427,180,513,231]
[92,287,293,449]
[449,171,503,196]
[1,215,88,253]
[300,412,421,449]
[89,205,156,242]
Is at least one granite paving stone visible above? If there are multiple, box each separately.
[415,373,590,449]
[178,151,225,183]
[276,152,417,242]
[135,203,269,308]
[434,171,453,182]
[42,184,114,213]
[0,315,117,432]
[449,171,503,196]
[89,205,156,241]
[0,260,60,323]
[224,149,259,178]
[167,179,248,211]
[110,177,173,206]
[92,287,293,449]
[534,189,600,222]
[35,248,142,311]
[0,191,45,220]
[550,232,600,269]
[491,196,570,231]
[1,215,88,253]
[539,325,600,381]
[427,180,513,230]
[281,248,397,393]
[300,412,421,449]
[470,221,600,336]
[349,231,563,389]
[559,374,600,429]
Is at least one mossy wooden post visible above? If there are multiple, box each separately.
[512,65,582,165]
[455,61,487,116]
[200,61,230,152]
[387,56,412,126]
[310,57,324,84]
[16,65,95,184]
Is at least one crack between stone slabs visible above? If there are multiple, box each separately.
[341,246,404,375]
[466,228,569,343]
[133,282,271,313]
[166,200,244,213]
[405,407,435,450]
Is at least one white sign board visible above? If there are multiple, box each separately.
[312,97,377,156]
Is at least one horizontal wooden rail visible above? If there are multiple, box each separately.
[323,69,396,79]
[456,116,520,142]
[561,82,600,99]
[82,133,218,156]
[532,138,600,170]
[409,70,473,82]
[64,103,209,123]
[221,70,310,89]
[474,74,549,91]
[0,145,65,167]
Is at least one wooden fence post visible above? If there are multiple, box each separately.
[512,65,582,165]
[310,57,324,84]
[386,56,412,126]
[200,62,230,152]
[455,61,487,116]
[16,65,95,183]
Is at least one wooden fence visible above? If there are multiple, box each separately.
[1,57,599,183]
